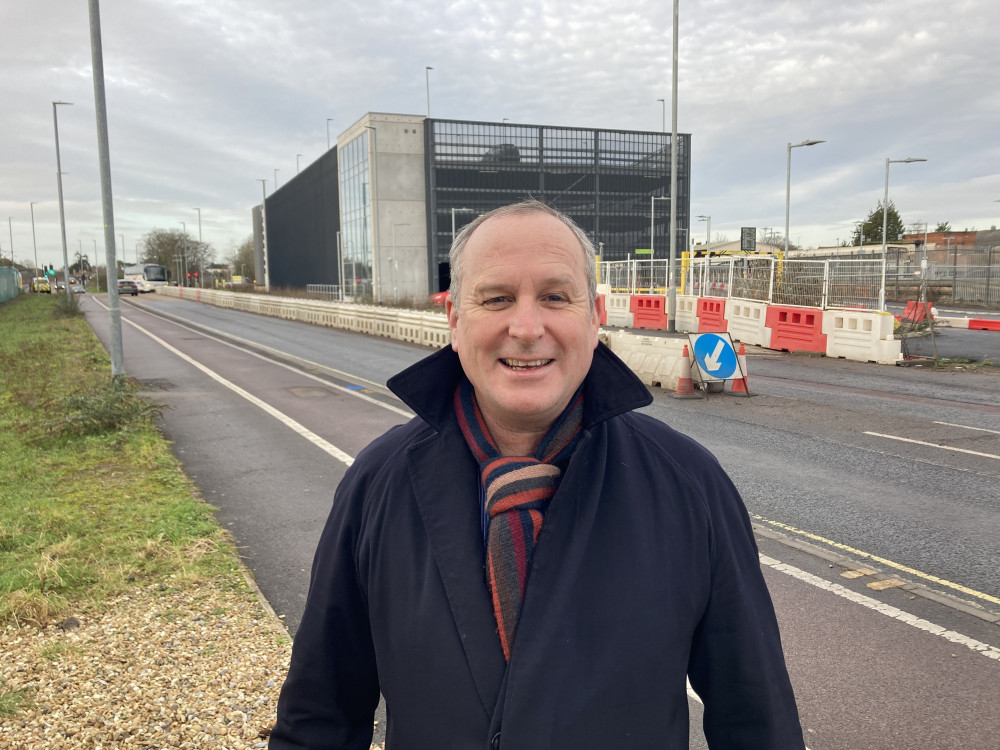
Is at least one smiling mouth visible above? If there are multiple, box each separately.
[500,358,552,371]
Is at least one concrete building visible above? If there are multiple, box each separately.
[254,113,691,303]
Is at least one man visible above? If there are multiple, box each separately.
[270,200,804,749]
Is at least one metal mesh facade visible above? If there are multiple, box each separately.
[262,149,341,288]
[425,119,690,291]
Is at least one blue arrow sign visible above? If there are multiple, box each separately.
[691,333,738,381]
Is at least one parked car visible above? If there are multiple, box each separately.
[32,277,52,293]
[70,283,86,294]
[117,279,139,296]
[430,290,451,306]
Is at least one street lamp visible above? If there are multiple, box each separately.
[7,217,13,264]
[274,168,280,190]
[425,66,433,117]
[178,221,187,285]
[326,118,334,151]
[296,154,303,174]
[656,98,665,132]
[697,214,711,256]
[52,101,73,298]
[880,156,927,308]
[30,202,40,276]
[784,139,825,256]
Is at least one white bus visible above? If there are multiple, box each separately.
[123,263,169,293]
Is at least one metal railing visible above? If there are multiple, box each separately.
[598,256,886,311]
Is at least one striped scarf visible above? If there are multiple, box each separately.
[455,378,584,661]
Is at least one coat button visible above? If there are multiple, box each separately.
[491,731,501,750]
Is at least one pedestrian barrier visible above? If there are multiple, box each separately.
[726,300,771,348]
[604,293,634,328]
[765,306,827,353]
[697,298,728,332]
[969,318,1000,331]
[901,301,932,324]
[823,309,901,364]
[629,295,669,331]
[673,295,699,332]
[603,331,686,391]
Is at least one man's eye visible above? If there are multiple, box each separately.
[482,296,511,307]
[544,294,568,303]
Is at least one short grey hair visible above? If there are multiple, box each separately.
[448,199,598,311]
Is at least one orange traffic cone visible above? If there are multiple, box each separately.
[671,344,703,399]
[729,342,751,396]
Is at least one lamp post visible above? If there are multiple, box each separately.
[193,207,203,287]
[425,66,433,117]
[656,98,665,132]
[881,156,927,308]
[274,168,279,190]
[7,217,13,264]
[179,221,187,285]
[296,154,303,174]
[391,222,409,304]
[52,101,73,300]
[697,214,711,256]
[784,139,825,257]
[30,202,40,277]
[326,118,334,151]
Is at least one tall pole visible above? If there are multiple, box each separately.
[657,98,665,132]
[257,178,270,292]
[327,118,334,151]
[7,218,13,264]
[52,101,73,301]
[30,203,39,277]
[784,139,825,257]
[296,154,302,174]
[88,0,125,375]
[667,0,679,332]
[425,66,433,117]
[698,214,711,255]
[881,156,927,307]
[274,168,279,190]
[193,207,202,287]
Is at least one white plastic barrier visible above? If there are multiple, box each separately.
[823,309,902,364]
[157,286,451,348]
[672,295,699,333]
[604,293,634,328]
[726,299,771,348]
[603,331,687,391]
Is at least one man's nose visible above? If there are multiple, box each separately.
[508,298,545,341]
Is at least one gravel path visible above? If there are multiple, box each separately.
[0,577,382,749]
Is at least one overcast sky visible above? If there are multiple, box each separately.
[2,0,998,271]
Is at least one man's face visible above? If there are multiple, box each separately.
[447,212,601,439]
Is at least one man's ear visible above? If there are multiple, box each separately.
[591,294,604,347]
[446,297,459,351]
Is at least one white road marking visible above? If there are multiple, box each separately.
[122,316,355,467]
[760,555,1000,662]
[126,300,415,418]
[933,421,1000,436]
[863,431,1000,460]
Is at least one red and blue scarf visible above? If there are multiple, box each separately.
[455,378,584,660]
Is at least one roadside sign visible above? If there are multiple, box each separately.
[689,332,741,382]
[633,249,652,255]
[740,227,756,253]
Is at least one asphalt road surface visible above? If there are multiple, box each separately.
[81,294,1000,749]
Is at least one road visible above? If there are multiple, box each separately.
[81,293,1000,749]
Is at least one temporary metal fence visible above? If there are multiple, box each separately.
[598,256,885,311]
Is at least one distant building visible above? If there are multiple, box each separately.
[254,113,691,301]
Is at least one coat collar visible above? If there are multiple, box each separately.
[386,341,653,433]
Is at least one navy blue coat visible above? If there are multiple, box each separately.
[270,343,804,749]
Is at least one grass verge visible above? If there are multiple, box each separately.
[0,293,241,628]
